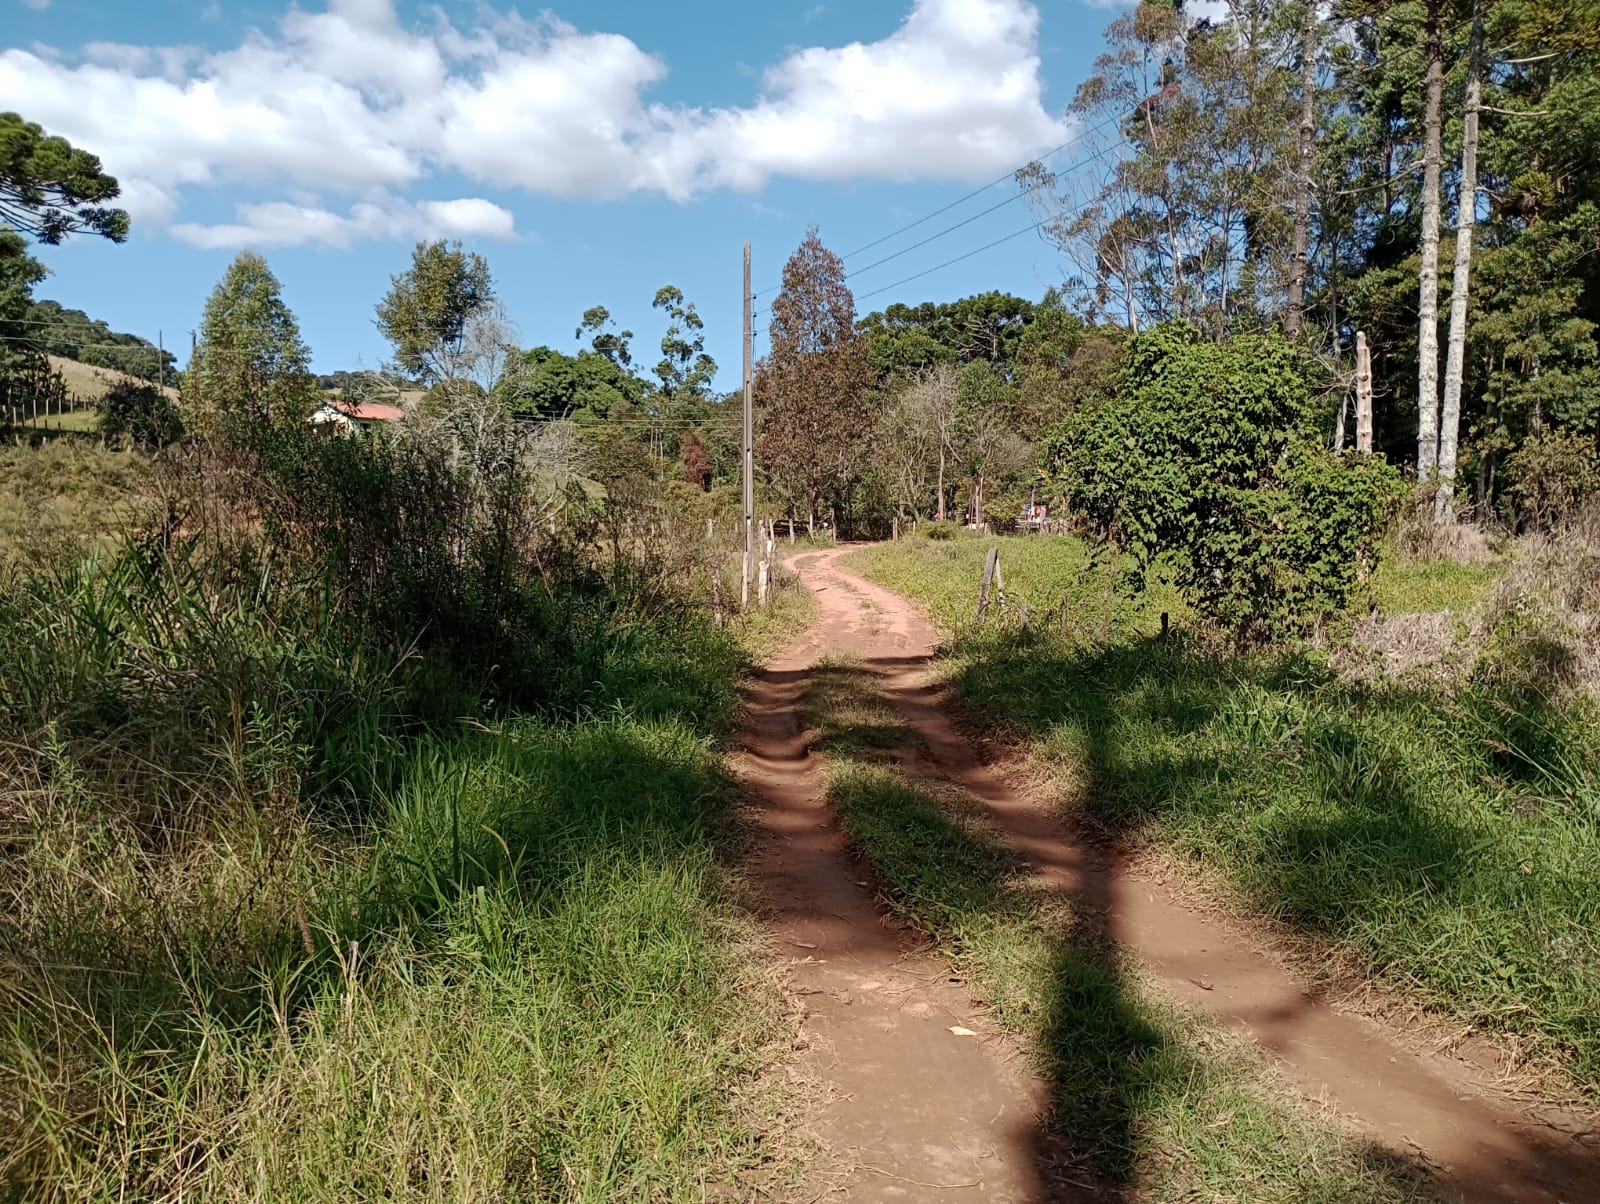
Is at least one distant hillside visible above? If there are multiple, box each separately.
[48,356,179,404]
[26,300,178,387]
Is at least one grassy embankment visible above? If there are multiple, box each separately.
[844,532,1600,1094]
[806,657,1424,1200]
[0,444,812,1201]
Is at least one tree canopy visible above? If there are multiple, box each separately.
[188,251,315,433]
[376,240,493,384]
[0,112,128,245]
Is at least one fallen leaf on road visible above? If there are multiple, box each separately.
[788,940,818,949]
[949,1025,978,1037]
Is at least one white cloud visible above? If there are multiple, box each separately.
[674,0,1070,194]
[170,193,517,249]
[19,0,52,11]
[0,0,1070,236]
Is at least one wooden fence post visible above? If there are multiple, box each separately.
[978,547,999,621]
[1356,331,1374,454]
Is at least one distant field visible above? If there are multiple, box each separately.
[48,355,179,404]
[18,408,100,433]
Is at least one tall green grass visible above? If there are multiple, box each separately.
[843,529,1181,638]
[847,535,1600,1093]
[0,435,790,1199]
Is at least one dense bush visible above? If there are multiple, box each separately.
[1044,323,1404,638]
[100,380,183,448]
[1504,430,1600,531]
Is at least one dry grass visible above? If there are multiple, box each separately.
[1392,491,1500,565]
[48,355,179,404]
[1479,502,1600,697]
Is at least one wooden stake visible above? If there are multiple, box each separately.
[978,547,999,621]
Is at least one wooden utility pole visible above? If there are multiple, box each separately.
[1436,0,1486,523]
[1355,331,1374,453]
[158,330,165,391]
[742,243,754,607]
[1285,0,1318,340]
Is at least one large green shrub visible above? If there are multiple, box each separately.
[1504,429,1600,531]
[1043,323,1403,638]
[100,380,183,449]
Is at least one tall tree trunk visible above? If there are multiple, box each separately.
[1435,1,1484,523]
[1285,0,1318,339]
[936,443,947,521]
[1416,0,1445,482]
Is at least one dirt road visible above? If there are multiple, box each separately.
[736,545,1598,1203]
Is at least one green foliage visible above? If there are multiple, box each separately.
[650,284,716,399]
[844,534,1178,639]
[375,239,493,384]
[0,419,788,1197]
[941,631,1600,1090]
[0,111,128,244]
[0,231,59,421]
[852,531,1600,1092]
[577,304,633,367]
[1372,554,1502,615]
[23,299,176,384]
[1504,430,1600,531]
[1045,324,1404,637]
[857,290,1037,379]
[510,344,644,421]
[100,380,182,449]
[188,251,316,435]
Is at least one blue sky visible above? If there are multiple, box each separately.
[3,0,1126,385]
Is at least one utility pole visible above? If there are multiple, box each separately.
[158,330,165,390]
[742,243,755,608]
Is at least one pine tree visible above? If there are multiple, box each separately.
[756,230,873,533]
[188,251,315,435]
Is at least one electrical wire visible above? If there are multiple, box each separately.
[751,106,1136,298]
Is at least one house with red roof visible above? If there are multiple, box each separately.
[310,398,406,435]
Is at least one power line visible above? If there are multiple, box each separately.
[852,221,1051,306]
[752,106,1135,299]
[843,136,1132,286]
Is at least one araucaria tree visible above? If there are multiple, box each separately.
[1,112,126,422]
[187,251,315,434]
[757,230,872,533]
[0,111,128,245]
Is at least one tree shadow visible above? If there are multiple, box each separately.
[941,628,1600,1175]
[816,661,1421,1201]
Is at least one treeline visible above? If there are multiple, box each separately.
[1025,0,1600,524]
[23,299,177,384]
